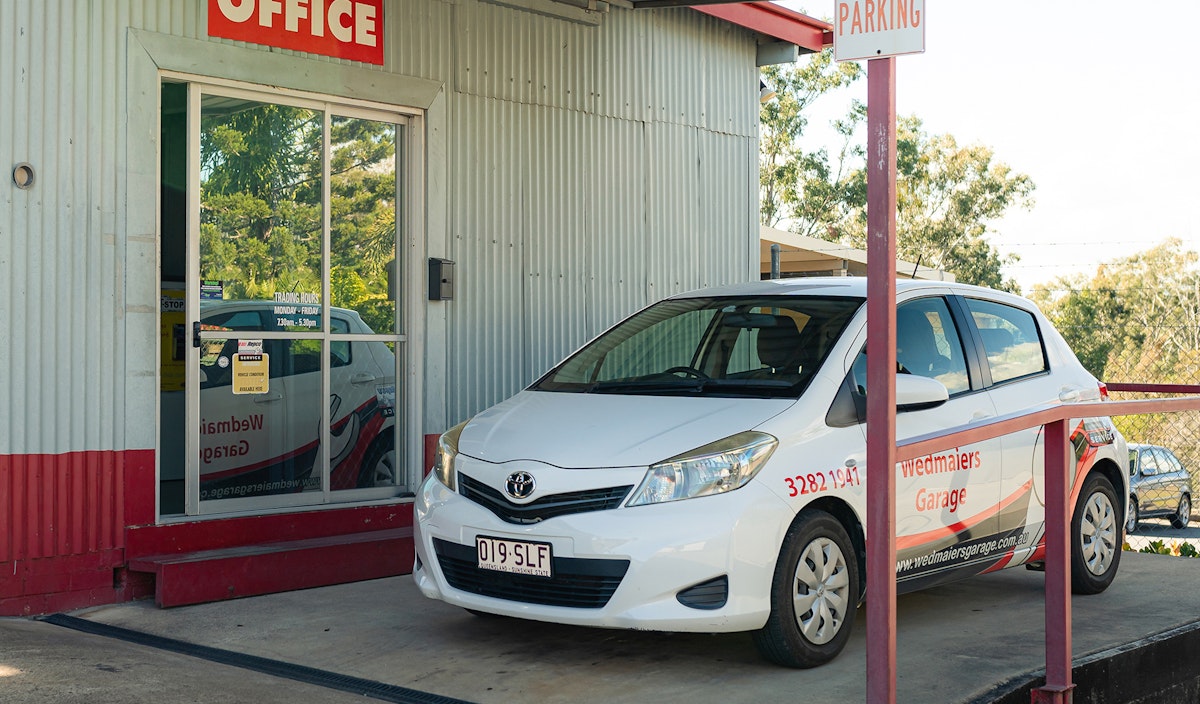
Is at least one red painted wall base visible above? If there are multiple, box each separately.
[0,447,426,616]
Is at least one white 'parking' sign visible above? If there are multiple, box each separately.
[833,0,925,62]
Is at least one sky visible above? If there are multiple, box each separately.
[771,1,1200,293]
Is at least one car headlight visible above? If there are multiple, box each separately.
[627,431,777,507]
[432,420,470,492]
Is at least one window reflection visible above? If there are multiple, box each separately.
[330,116,398,334]
[191,91,404,506]
[199,95,324,315]
[199,337,324,501]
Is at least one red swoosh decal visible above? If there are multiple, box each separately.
[896,480,1034,551]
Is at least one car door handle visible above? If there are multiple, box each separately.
[1059,386,1082,402]
[350,373,378,385]
[253,392,283,404]
[971,410,992,421]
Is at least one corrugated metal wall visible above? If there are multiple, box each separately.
[0,0,759,457]
[445,1,760,421]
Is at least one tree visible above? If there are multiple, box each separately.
[199,101,398,331]
[761,63,1035,291]
[759,54,862,233]
[1032,239,1200,381]
[1031,240,1200,468]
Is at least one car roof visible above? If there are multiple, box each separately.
[668,277,1033,307]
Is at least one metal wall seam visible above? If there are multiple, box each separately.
[7,0,32,454]
[456,0,523,105]
[0,0,12,454]
[454,0,598,111]
[588,114,647,338]
[698,13,759,138]
[387,0,454,83]
[447,93,528,421]
[593,5,650,124]
[643,120,702,304]
[698,131,756,288]
[523,102,592,381]
[650,8,708,130]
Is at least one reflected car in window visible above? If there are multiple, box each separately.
[1126,443,1192,533]
[413,278,1128,668]
[198,302,397,500]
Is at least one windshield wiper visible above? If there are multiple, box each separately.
[580,378,798,397]
[582,379,706,394]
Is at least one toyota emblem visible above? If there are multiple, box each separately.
[505,471,536,500]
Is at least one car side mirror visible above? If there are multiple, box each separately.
[896,374,949,412]
[1142,465,1158,477]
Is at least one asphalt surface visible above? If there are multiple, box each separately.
[3,549,1200,704]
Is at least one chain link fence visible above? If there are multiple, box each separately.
[1053,303,1200,533]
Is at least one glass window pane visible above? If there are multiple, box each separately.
[965,298,1048,384]
[896,299,970,395]
[330,115,398,334]
[199,94,324,324]
[330,338,399,491]
[199,338,324,501]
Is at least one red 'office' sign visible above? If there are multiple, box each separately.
[208,0,384,66]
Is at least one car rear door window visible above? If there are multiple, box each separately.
[1160,449,1185,474]
[964,298,1047,384]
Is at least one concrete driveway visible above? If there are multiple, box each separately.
[0,550,1187,704]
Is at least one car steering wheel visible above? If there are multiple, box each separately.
[664,366,710,380]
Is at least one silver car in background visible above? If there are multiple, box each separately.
[1127,443,1193,533]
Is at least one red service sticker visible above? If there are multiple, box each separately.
[208,0,384,66]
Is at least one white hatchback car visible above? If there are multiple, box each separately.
[413,278,1127,667]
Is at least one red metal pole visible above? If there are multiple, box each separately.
[865,55,897,704]
[1033,419,1074,704]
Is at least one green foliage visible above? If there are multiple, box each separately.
[760,59,1035,291]
[1031,240,1200,381]
[1128,539,1200,558]
[1032,240,1200,466]
[198,99,397,326]
[760,55,862,233]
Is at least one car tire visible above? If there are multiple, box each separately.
[1071,473,1121,595]
[357,431,396,488]
[753,510,860,668]
[1125,497,1139,535]
[1171,494,1191,529]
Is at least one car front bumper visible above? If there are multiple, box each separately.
[412,467,793,633]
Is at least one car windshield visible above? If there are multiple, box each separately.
[531,295,863,398]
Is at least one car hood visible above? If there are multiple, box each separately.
[456,390,795,468]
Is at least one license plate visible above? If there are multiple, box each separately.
[476,536,553,578]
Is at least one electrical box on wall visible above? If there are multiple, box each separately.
[428,258,455,301]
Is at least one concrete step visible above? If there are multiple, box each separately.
[129,527,413,607]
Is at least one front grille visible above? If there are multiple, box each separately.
[458,473,632,524]
[433,538,629,608]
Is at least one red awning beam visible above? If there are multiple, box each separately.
[692,2,831,53]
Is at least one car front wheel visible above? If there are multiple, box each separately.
[1071,473,1121,595]
[1171,494,1191,529]
[753,510,860,668]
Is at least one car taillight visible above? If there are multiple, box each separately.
[1098,382,1110,401]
